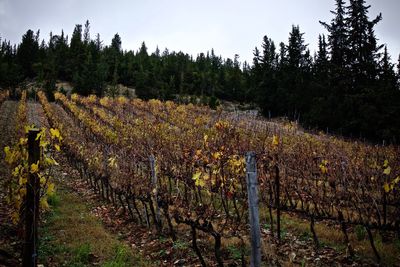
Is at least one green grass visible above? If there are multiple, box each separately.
[172,240,188,250]
[102,245,132,267]
[38,186,152,266]
[227,245,243,261]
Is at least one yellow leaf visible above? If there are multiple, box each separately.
[11,211,19,225]
[192,171,201,181]
[39,174,46,185]
[45,157,59,166]
[319,164,328,174]
[40,140,49,148]
[18,176,27,186]
[40,198,50,210]
[4,146,15,164]
[47,183,55,196]
[272,135,279,146]
[30,162,39,173]
[54,144,61,151]
[383,160,389,168]
[383,166,391,176]
[192,171,205,187]
[12,166,21,177]
[212,152,222,160]
[195,178,205,187]
[383,183,390,193]
[108,157,117,168]
[35,131,42,141]
[19,138,28,146]
[24,125,35,134]
[19,187,27,197]
[50,128,61,139]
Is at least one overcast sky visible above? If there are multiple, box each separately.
[0,0,399,64]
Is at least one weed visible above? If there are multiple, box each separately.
[173,240,188,250]
[281,228,288,239]
[299,230,311,241]
[47,192,61,207]
[263,223,271,230]
[395,239,400,250]
[158,249,167,257]
[72,243,92,264]
[158,235,168,244]
[227,245,242,261]
[102,245,131,267]
[354,225,366,241]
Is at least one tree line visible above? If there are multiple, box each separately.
[0,0,399,143]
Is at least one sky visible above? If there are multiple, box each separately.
[0,0,399,64]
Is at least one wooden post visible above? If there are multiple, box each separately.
[150,155,161,229]
[246,152,261,267]
[23,129,40,267]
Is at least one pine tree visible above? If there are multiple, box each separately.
[69,24,86,91]
[379,46,396,88]
[346,0,382,85]
[287,25,307,69]
[315,35,328,67]
[278,42,287,68]
[54,30,69,81]
[261,35,277,68]
[321,0,347,67]
[0,39,21,95]
[111,33,122,52]
[250,47,262,102]
[307,34,331,127]
[397,54,400,87]
[257,35,278,116]
[286,25,309,119]
[83,20,90,45]
[17,29,39,78]
[95,33,102,51]
[343,0,384,138]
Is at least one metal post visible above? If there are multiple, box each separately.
[246,152,261,267]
